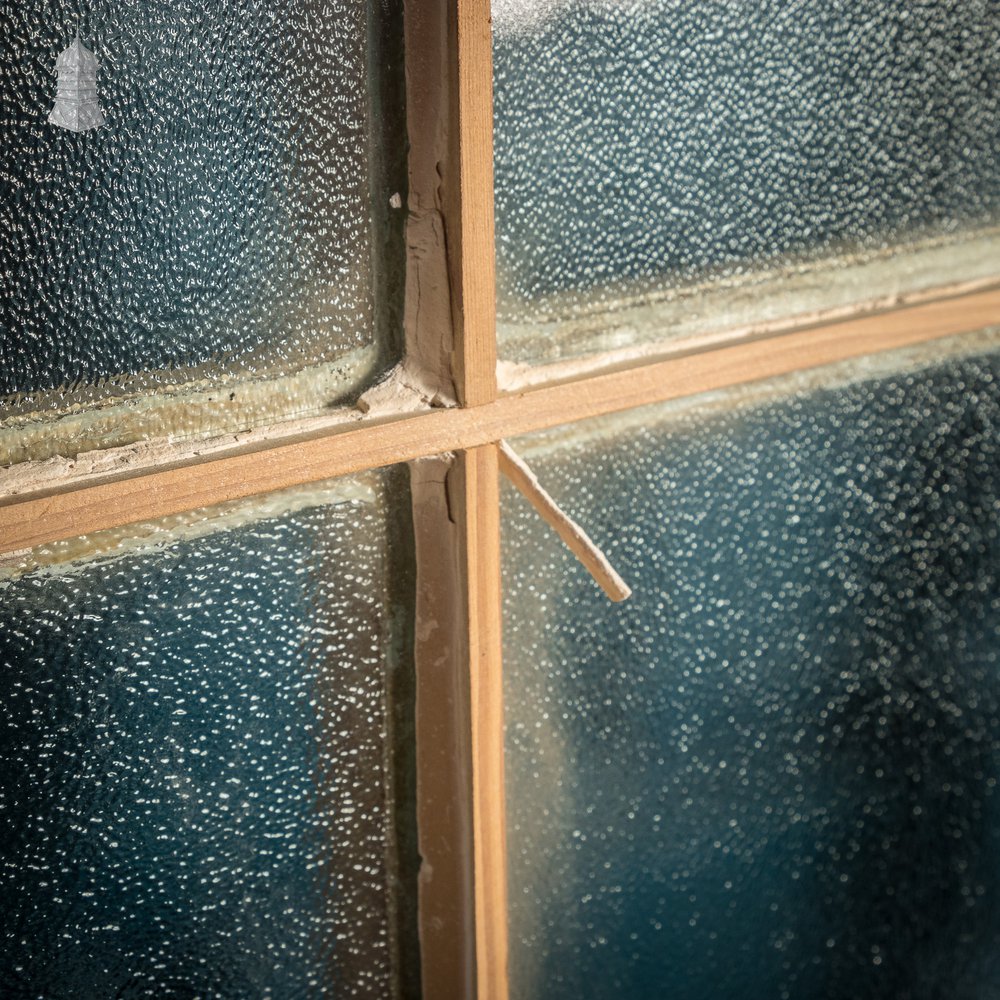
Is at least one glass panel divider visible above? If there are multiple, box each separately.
[3,286,998,559]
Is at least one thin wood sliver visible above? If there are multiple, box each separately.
[498,440,632,603]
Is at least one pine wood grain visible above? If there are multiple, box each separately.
[460,445,508,1000]
[3,287,999,555]
[451,0,498,407]
[498,440,631,601]
[409,457,478,1000]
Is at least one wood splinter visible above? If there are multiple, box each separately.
[497,440,632,603]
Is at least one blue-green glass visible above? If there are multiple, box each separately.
[2,1,403,398]
[503,347,1000,999]
[493,0,1000,354]
[0,485,415,997]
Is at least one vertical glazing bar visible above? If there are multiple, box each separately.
[448,0,507,994]
[451,0,498,406]
[410,456,478,999]
[461,444,508,1000]
[406,0,506,994]
[452,0,507,993]
[409,443,508,1000]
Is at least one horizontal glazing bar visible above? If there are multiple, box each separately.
[2,285,999,555]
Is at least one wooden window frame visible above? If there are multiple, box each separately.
[1,1,999,997]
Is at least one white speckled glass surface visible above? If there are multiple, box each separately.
[0,473,417,998]
[2,1,404,403]
[502,343,1000,999]
[492,1,1000,364]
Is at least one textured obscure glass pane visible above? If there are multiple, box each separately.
[0,476,416,997]
[493,1,1000,363]
[2,2,403,399]
[503,344,1000,999]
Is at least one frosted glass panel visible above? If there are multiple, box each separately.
[2,2,402,399]
[503,346,1000,999]
[0,477,416,997]
[493,1,1000,364]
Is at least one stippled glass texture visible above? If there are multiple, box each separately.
[502,347,1000,999]
[2,2,402,399]
[492,1,1000,363]
[0,482,415,997]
